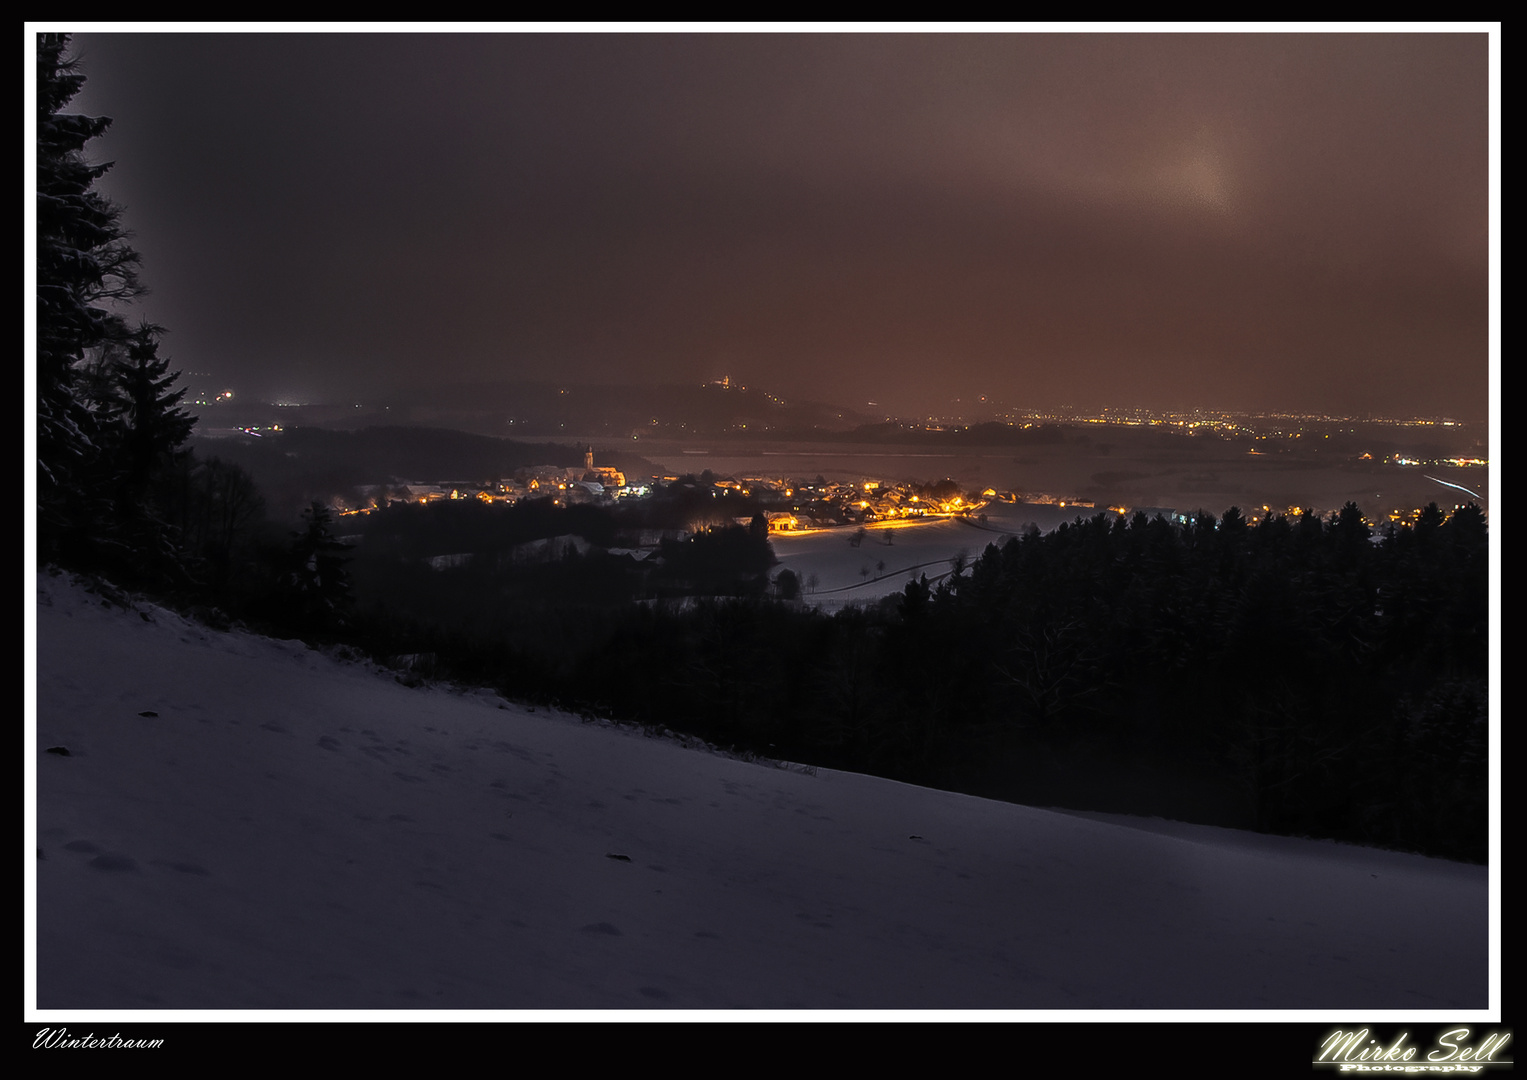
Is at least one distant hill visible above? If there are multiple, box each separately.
[232,380,877,440]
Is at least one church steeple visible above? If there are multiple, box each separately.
[583,444,594,472]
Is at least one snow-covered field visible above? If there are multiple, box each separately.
[773,503,1102,610]
[28,571,1491,1015]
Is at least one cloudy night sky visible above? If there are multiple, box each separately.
[59,28,1492,421]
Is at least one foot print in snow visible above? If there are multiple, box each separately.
[89,852,139,872]
[260,721,288,734]
[393,772,425,783]
[580,922,622,936]
[317,735,342,751]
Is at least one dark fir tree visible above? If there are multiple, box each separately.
[37,35,197,583]
[37,33,143,563]
[102,323,199,580]
[110,323,196,499]
[286,502,355,632]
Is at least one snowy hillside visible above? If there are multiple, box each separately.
[30,571,1489,1013]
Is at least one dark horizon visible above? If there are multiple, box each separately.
[56,28,1494,423]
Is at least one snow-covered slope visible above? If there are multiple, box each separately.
[29,572,1488,1012]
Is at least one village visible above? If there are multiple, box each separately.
[319,441,1472,612]
[334,443,1096,535]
